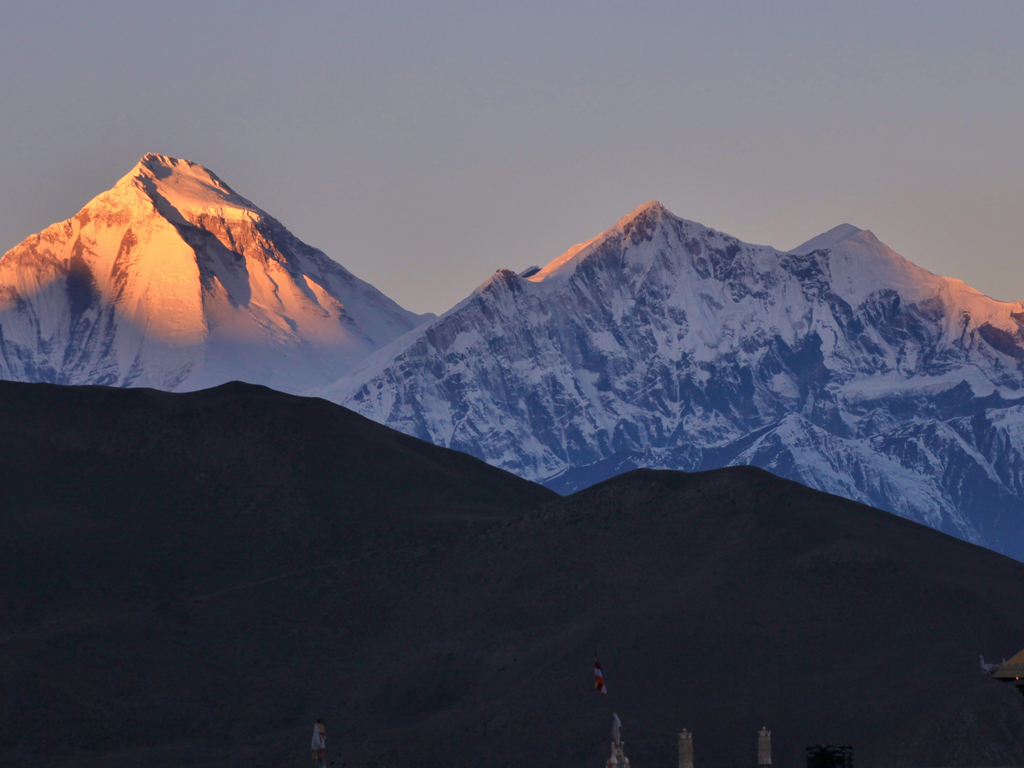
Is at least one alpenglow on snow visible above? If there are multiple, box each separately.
[0,154,432,393]
[323,201,1024,560]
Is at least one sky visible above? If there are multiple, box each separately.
[0,0,1021,315]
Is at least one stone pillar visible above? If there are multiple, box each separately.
[758,727,772,768]
[679,729,694,768]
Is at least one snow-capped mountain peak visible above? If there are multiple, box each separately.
[119,153,260,223]
[789,222,864,254]
[613,198,670,230]
[527,200,670,285]
[0,154,430,392]
[325,201,1024,559]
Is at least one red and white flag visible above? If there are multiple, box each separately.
[594,653,608,694]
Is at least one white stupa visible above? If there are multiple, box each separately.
[605,714,630,768]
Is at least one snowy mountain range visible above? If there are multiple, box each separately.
[5,157,1024,558]
[0,154,430,392]
[324,201,1024,559]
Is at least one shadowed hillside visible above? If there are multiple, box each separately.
[0,382,1022,768]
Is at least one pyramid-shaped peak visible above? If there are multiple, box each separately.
[616,200,669,227]
[634,200,668,215]
[527,201,674,285]
[789,223,869,255]
[138,152,200,174]
[114,153,259,217]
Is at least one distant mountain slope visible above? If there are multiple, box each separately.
[0,388,1021,768]
[0,154,431,392]
[324,202,1024,559]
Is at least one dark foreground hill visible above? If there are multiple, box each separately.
[0,380,554,766]
[0,382,1023,768]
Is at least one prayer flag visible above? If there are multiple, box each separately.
[595,653,608,694]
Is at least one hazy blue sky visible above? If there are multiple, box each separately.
[1,1,1021,314]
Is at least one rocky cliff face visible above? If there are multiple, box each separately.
[325,202,1024,558]
[0,154,429,392]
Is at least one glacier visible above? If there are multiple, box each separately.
[324,201,1024,559]
[0,154,431,393]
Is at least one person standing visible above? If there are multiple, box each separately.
[311,719,326,768]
